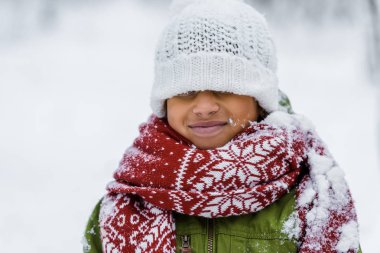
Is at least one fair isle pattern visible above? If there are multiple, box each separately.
[100,194,175,253]
[99,112,359,253]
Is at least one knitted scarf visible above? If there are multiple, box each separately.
[99,111,359,253]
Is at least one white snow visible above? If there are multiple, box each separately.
[297,181,316,206]
[81,236,91,253]
[263,111,316,133]
[293,114,315,132]
[263,111,296,127]
[336,220,360,252]
[308,151,334,175]
[326,166,350,207]
[282,211,302,242]
[287,149,357,248]
[0,0,379,252]
[99,194,119,223]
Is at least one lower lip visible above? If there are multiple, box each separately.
[189,124,226,137]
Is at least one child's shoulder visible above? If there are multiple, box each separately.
[83,199,103,253]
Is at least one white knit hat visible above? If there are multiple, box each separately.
[150,0,278,118]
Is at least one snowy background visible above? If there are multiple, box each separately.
[0,0,379,252]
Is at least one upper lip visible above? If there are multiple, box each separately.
[188,121,227,128]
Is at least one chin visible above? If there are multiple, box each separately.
[192,140,228,150]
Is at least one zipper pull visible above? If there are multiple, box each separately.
[180,235,192,253]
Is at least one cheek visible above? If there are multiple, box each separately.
[166,100,186,132]
[229,99,258,121]
[166,101,177,125]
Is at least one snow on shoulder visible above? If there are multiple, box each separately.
[263,111,315,131]
[275,110,359,252]
[336,220,360,252]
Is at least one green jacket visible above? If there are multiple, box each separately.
[84,189,299,253]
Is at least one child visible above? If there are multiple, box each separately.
[83,0,361,252]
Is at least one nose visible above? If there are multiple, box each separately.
[192,91,220,118]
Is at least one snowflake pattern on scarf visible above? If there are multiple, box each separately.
[99,112,359,253]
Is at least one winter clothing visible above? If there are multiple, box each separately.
[83,93,295,253]
[85,188,299,253]
[151,0,278,117]
[83,92,361,253]
[95,109,358,253]
[85,193,362,253]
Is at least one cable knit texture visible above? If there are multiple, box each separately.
[151,0,278,117]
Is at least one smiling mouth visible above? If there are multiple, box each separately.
[188,121,227,137]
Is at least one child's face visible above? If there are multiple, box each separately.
[166,90,260,149]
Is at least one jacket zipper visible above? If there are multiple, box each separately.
[207,219,214,253]
[180,235,192,253]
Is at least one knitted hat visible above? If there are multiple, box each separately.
[150,0,278,118]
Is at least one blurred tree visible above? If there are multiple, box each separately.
[366,0,380,159]
[367,0,380,85]
[0,0,378,84]
[39,0,58,29]
[246,0,361,24]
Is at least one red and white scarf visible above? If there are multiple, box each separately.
[99,111,359,253]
